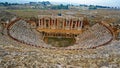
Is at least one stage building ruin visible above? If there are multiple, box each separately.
[37,15,89,39]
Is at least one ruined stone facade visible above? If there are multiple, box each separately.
[37,15,84,30]
[37,15,89,38]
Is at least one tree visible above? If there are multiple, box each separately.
[89,5,97,10]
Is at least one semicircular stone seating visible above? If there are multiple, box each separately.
[9,20,113,49]
[67,23,113,49]
[9,20,49,47]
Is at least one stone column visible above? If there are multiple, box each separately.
[76,21,79,29]
[48,19,50,29]
[51,19,53,29]
[42,18,44,29]
[77,20,80,30]
[44,19,46,28]
[41,18,43,28]
[64,19,66,30]
[71,20,73,30]
[50,18,52,29]
[75,21,77,29]
[70,20,73,30]
[80,20,83,29]
[54,19,56,29]
[52,19,54,29]
[62,19,65,29]
[39,19,41,27]
[66,20,70,30]
[38,19,39,27]
[55,19,57,29]
[69,20,71,30]
[65,20,67,30]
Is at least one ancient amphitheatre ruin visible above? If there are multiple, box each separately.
[6,14,117,50]
[0,1,120,67]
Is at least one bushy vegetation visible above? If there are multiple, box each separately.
[0,2,20,6]
[51,4,69,10]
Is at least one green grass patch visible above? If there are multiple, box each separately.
[44,37,76,47]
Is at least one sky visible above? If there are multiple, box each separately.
[0,0,119,7]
